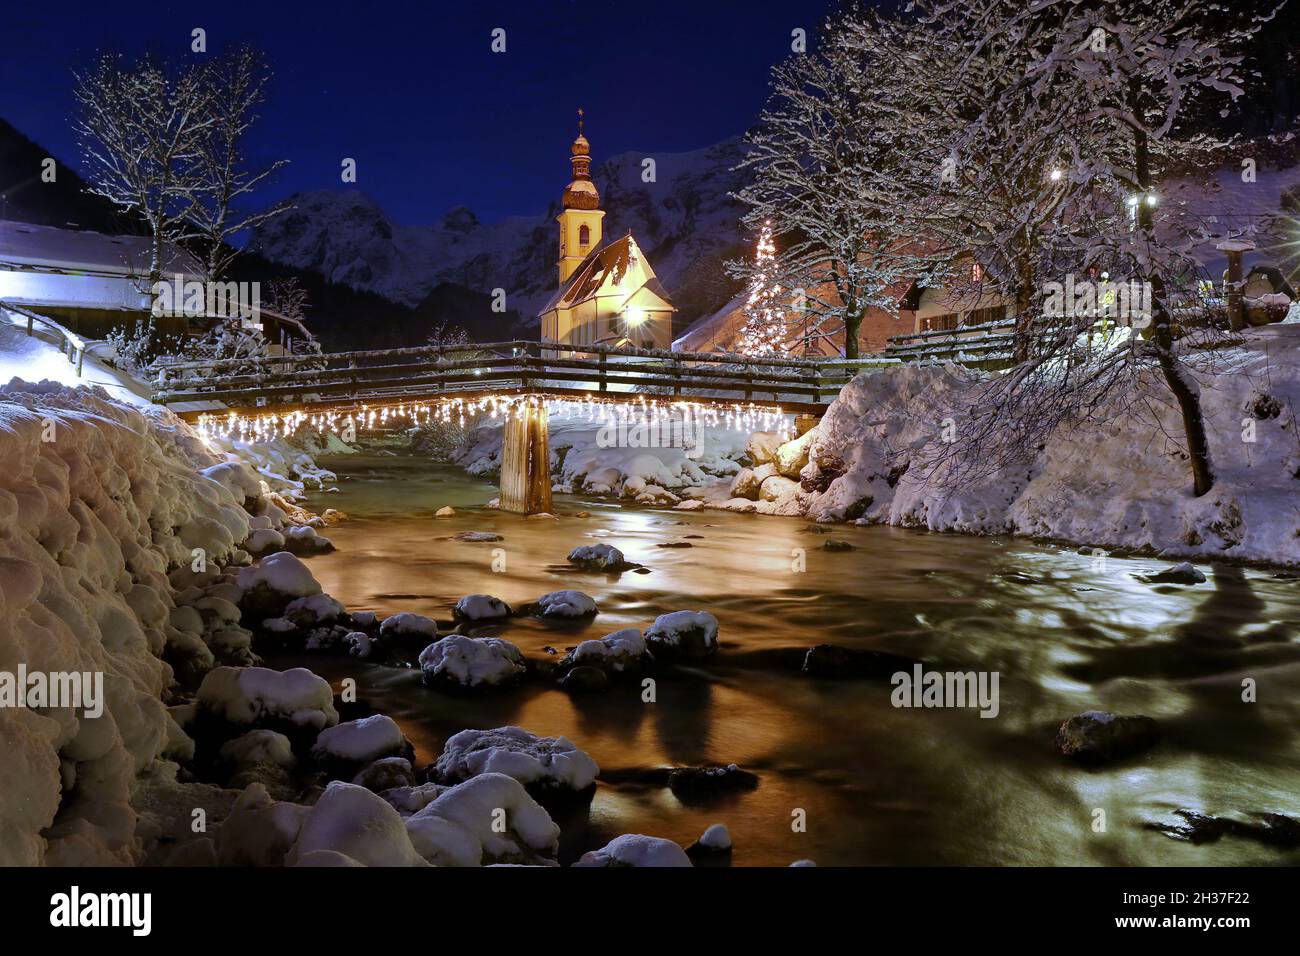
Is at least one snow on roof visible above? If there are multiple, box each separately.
[0,219,200,277]
[539,232,674,316]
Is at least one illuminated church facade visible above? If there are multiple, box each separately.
[538,113,675,350]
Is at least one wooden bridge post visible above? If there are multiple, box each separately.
[499,402,553,515]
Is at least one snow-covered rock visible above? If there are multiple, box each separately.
[453,594,512,622]
[196,666,339,730]
[379,611,438,642]
[312,714,409,767]
[746,431,784,465]
[418,635,526,690]
[286,781,427,867]
[521,589,598,619]
[219,729,296,768]
[404,772,560,866]
[574,834,692,868]
[563,628,652,675]
[216,783,310,866]
[433,727,599,795]
[643,610,719,660]
[567,543,627,570]
[236,551,322,618]
[283,592,346,627]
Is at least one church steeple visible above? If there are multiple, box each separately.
[562,108,600,211]
[556,108,605,285]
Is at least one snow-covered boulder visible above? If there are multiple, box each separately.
[746,431,784,465]
[244,528,286,556]
[352,756,417,792]
[1145,562,1207,585]
[774,429,816,478]
[562,628,652,676]
[567,543,629,571]
[312,714,411,771]
[760,474,801,502]
[236,551,322,618]
[729,467,762,500]
[286,781,427,867]
[418,635,526,691]
[453,594,512,622]
[405,773,560,867]
[283,592,346,627]
[219,729,296,769]
[283,524,335,556]
[196,666,339,732]
[433,727,599,800]
[216,783,310,866]
[687,823,733,859]
[520,589,598,619]
[379,611,438,644]
[644,610,719,660]
[574,834,692,868]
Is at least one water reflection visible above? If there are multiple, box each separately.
[282,454,1300,866]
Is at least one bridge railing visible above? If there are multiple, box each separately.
[151,339,896,414]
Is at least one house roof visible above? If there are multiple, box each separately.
[0,219,201,277]
[539,231,675,316]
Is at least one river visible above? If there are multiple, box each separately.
[275,451,1300,866]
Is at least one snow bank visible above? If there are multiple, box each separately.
[0,380,256,865]
[731,326,1300,564]
[433,726,599,793]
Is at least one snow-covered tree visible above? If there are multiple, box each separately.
[73,54,214,287]
[189,47,290,281]
[732,23,941,359]
[736,223,788,356]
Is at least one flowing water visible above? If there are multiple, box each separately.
[278,452,1300,866]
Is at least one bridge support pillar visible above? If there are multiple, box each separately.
[499,402,552,515]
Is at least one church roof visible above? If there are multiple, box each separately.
[540,231,675,315]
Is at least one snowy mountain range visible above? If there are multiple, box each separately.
[249,138,752,337]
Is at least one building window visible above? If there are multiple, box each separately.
[971,263,983,283]
[578,224,590,248]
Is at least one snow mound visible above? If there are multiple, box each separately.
[312,714,408,765]
[379,611,438,641]
[286,781,427,867]
[0,380,253,864]
[574,833,692,867]
[434,726,599,793]
[418,635,526,689]
[197,666,339,730]
[405,772,560,866]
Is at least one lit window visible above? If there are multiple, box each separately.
[971,263,982,283]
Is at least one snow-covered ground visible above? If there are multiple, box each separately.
[692,325,1300,566]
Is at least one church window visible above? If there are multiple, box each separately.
[579,224,590,247]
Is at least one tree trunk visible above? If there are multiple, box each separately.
[843,309,862,359]
[1134,111,1213,496]
[1013,248,1033,364]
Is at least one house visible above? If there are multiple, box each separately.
[0,218,313,354]
[538,115,675,350]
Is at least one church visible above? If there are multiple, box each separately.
[538,113,675,350]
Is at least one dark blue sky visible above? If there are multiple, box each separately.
[0,0,834,226]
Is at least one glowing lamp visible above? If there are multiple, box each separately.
[626,307,646,326]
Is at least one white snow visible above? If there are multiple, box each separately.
[379,611,438,641]
[312,714,406,765]
[286,781,427,867]
[236,551,322,600]
[434,726,599,791]
[574,833,693,867]
[697,823,732,850]
[197,666,339,730]
[644,610,719,658]
[418,635,526,688]
[567,628,649,672]
[404,772,560,866]
[453,594,512,621]
[526,589,598,619]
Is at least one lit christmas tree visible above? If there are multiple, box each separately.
[736,222,788,356]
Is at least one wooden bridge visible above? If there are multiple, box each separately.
[152,340,892,514]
